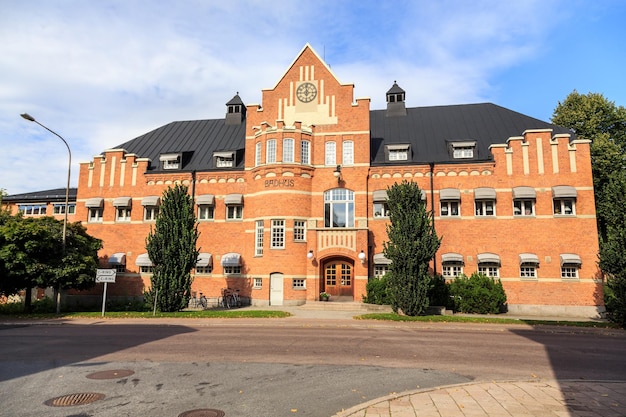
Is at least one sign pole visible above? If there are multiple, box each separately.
[101,282,108,317]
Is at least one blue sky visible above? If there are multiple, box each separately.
[1,0,624,195]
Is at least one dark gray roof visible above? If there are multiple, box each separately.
[114,118,246,172]
[370,103,575,165]
[5,188,77,202]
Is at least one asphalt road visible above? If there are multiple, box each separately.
[1,317,625,416]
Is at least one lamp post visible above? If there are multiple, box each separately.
[21,113,71,314]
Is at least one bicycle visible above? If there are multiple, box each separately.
[219,288,240,309]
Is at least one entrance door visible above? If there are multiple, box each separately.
[270,273,284,306]
[323,261,353,297]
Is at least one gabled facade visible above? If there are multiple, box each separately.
[70,44,602,317]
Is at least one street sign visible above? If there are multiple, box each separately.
[96,269,117,283]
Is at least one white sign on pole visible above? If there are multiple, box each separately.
[96,269,117,283]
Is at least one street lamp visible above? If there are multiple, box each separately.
[21,113,72,314]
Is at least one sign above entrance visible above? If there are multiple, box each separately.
[265,179,294,188]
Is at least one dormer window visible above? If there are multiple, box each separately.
[214,151,235,168]
[386,144,410,161]
[386,81,407,117]
[387,92,405,103]
[228,104,242,114]
[450,141,476,159]
[159,153,182,170]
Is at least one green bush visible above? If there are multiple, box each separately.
[31,297,56,313]
[429,274,453,309]
[363,275,392,305]
[449,272,507,314]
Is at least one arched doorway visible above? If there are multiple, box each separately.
[322,260,354,297]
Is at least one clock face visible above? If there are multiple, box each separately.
[296,82,317,103]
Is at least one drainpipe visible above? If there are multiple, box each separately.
[429,162,437,275]
[191,170,196,199]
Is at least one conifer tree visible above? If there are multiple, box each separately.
[146,184,199,312]
[383,181,441,316]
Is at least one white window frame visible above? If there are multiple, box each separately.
[226,205,243,220]
[266,139,276,164]
[271,219,286,249]
[160,153,181,170]
[224,266,241,275]
[255,220,264,256]
[88,208,103,223]
[292,279,306,289]
[116,207,132,222]
[374,265,388,278]
[140,265,153,274]
[440,201,460,217]
[283,138,294,163]
[324,189,355,228]
[553,198,576,216]
[388,149,408,161]
[478,264,500,278]
[255,142,262,166]
[301,140,311,165]
[373,201,389,218]
[144,206,158,221]
[195,265,213,274]
[442,264,463,278]
[19,204,47,216]
[294,220,306,242]
[453,147,474,159]
[520,264,537,279]
[253,278,263,289]
[342,140,354,166]
[53,204,75,215]
[475,200,495,216]
[325,141,336,166]
[561,265,579,279]
[514,199,535,216]
[198,205,214,221]
[216,155,234,168]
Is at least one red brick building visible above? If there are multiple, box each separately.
[61,44,602,317]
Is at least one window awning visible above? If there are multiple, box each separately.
[552,186,577,198]
[85,198,103,208]
[159,153,181,161]
[439,188,460,201]
[560,253,582,266]
[135,253,153,266]
[373,253,392,265]
[224,194,243,205]
[372,190,388,202]
[441,253,464,264]
[214,151,234,158]
[519,253,539,265]
[112,197,132,207]
[196,253,213,267]
[474,187,496,200]
[451,141,476,148]
[477,253,501,265]
[221,252,241,267]
[513,186,536,199]
[108,252,126,265]
[386,144,410,151]
[141,196,160,206]
[196,194,215,206]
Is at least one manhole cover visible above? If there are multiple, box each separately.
[86,369,135,379]
[44,392,105,407]
[178,409,225,417]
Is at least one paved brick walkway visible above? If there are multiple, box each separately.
[335,380,626,417]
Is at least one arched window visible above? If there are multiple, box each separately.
[324,189,354,228]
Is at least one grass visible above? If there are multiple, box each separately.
[356,313,622,328]
[0,309,292,319]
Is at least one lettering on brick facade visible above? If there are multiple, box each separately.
[265,179,295,188]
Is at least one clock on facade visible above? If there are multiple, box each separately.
[296,82,317,103]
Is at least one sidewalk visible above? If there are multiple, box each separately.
[334,379,626,417]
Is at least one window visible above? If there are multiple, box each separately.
[325,141,336,166]
[19,204,47,215]
[88,208,103,223]
[324,189,354,228]
[373,201,389,218]
[301,140,310,165]
[227,205,243,220]
[53,204,76,215]
[160,153,181,170]
[519,253,539,279]
[553,186,577,215]
[195,265,212,274]
[113,264,125,273]
[450,141,476,159]
[442,253,464,278]
[271,219,285,249]
[342,141,354,166]
[294,220,306,241]
[255,142,262,166]
[255,220,264,256]
[293,279,306,289]
[474,188,496,216]
[560,254,581,280]
[215,152,234,168]
[116,207,131,222]
[266,139,276,164]
[475,201,494,216]
[477,253,500,278]
[283,139,294,163]
[513,187,536,216]
[224,266,241,275]
[144,206,158,221]
[374,265,388,278]
[254,278,263,289]
[440,188,460,217]
[387,144,409,161]
[198,205,214,220]
[140,266,153,274]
